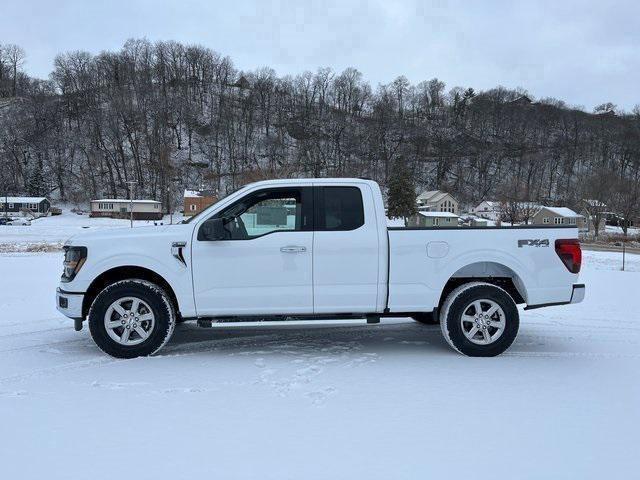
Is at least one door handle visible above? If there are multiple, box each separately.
[280,245,307,253]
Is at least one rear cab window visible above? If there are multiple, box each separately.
[314,186,364,231]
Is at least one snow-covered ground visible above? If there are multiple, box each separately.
[1,250,639,479]
[0,210,184,251]
[605,224,640,235]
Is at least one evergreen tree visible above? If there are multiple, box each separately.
[26,163,47,196]
[387,158,417,223]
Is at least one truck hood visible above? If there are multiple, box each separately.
[65,223,193,246]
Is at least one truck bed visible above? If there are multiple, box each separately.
[386,225,580,312]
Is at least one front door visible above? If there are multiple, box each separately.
[191,187,314,316]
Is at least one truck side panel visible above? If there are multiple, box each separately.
[387,227,580,312]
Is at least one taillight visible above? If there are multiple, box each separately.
[555,239,581,273]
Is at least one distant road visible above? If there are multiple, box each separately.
[581,243,640,254]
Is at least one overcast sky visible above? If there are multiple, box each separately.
[3,0,639,110]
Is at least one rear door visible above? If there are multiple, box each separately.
[312,184,380,313]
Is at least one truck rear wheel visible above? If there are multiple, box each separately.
[88,279,176,359]
[439,282,519,357]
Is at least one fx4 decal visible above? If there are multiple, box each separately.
[518,239,550,248]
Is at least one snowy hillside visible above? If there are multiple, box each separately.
[1,250,638,479]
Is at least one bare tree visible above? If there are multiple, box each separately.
[611,175,640,236]
[496,177,537,225]
[582,171,615,239]
[0,38,639,224]
[0,43,4,94]
[4,44,25,96]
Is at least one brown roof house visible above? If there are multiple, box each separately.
[183,189,217,217]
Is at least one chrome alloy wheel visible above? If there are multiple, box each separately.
[460,299,506,345]
[104,296,155,346]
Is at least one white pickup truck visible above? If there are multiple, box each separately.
[56,178,584,358]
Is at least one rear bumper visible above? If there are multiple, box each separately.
[570,283,585,304]
[56,288,84,319]
[524,283,585,310]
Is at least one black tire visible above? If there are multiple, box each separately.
[88,279,176,359]
[439,282,519,357]
[411,312,439,325]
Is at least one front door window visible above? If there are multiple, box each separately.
[215,188,307,240]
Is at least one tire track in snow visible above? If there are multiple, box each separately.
[0,324,73,339]
[0,336,88,354]
[0,356,123,386]
[505,350,640,359]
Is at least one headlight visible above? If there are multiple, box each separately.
[62,246,87,282]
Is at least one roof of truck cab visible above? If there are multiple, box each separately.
[245,178,378,187]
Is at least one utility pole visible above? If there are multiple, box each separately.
[167,186,172,225]
[168,177,181,225]
[125,180,137,228]
[622,236,626,272]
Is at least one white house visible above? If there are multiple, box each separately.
[90,199,163,220]
[473,200,542,223]
[472,201,501,221]
[416,190,458,214]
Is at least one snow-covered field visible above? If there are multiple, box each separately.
[0,210,184,251]
[1,250,639,479]
[605,224,640,235]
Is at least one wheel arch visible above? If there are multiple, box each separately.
[436,261,527,310]
[82,266,180,319]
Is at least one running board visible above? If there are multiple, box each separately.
[193,314,368,327]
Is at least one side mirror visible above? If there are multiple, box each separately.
[197,217,229,241]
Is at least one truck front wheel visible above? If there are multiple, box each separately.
[88,279,176,358]
[439,282,519,357]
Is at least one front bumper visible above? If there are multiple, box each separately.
[56,288,84,319]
